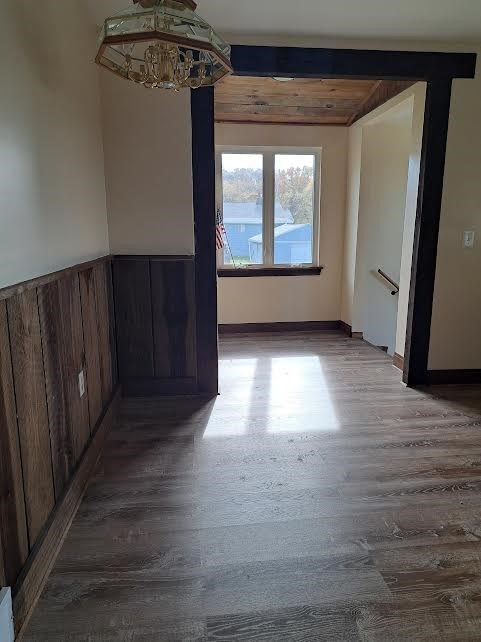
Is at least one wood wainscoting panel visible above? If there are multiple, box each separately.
[113,259,154,379]
[0,256,118,636]
[93,263,114,407]
[7,290,55,547]
[38,275,90,499]
[151,260,196,379]
[113,256,198,395]
[79,268,103,430]
[105,261,119,391]
[0,300,29,586]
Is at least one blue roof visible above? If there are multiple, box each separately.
[223,201,292,224]
[249,224,311,244]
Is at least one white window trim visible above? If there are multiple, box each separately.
[216,146,322,270]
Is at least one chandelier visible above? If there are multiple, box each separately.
[95,0,233,90]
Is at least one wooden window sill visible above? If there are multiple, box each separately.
[217,266,323,278]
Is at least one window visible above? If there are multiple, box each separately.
[217,148,321,271]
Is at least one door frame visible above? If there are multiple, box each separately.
[191,44,477,394]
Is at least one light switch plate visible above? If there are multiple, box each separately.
[463,230,475,248]
[78,370,85,398]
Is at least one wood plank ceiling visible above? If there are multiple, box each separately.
[214,76,414,126]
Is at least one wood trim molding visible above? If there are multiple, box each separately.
[192,44,477,390]
[347,80,382,126]
[218,266,323,278]
[191,87,219,397]
[348,80,414,125]
[219,321,341,334]
[393,352,404,371]
[12,387,121,639]
[113,255,194,262]
[426,370,481,385]
[339,321,352,337]
[403,80,453,386]
[0,256,111,302]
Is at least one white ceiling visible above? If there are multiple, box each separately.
[85,0,481,43]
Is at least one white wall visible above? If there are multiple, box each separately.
[216,123,347,324]
[395,84,427,357]
[340,125,363,325]
[342,84,426,358]
[99,71,194,255]
[352,105,413,355]
[0,0,109,289]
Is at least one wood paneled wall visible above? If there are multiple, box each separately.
[112,256,197,396]
[0,257,117,590]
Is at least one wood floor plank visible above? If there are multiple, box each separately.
[206,604,361,642]
[23,333,481,641]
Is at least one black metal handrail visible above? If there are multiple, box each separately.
[378,268,400,295]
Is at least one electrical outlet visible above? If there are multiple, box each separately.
[463,230,475,248]
[78,370,85,398]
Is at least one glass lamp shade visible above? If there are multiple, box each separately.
[96,0,233,90]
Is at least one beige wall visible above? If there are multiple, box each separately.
[216,123,348,324]
[429,71,481,369]
[0,0,109,289]
[99,71,194,255]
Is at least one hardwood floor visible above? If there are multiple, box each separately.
[23,333,481,641]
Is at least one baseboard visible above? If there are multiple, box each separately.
[338,321,352,337]
[393,352,404,371]
[218,321,342,334]
[352,331,363,340]
[121,377,198,397]
[426,369,481,385]
[12,387,121,639]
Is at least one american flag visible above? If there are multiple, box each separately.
[215,208,225,250]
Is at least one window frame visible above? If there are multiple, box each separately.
[216,146,322,273]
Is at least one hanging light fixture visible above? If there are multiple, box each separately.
[95,0,233,90]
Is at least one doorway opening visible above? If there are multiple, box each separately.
[212,75,424,379]
[190,45,476,395]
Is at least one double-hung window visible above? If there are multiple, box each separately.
[216,147,321,272]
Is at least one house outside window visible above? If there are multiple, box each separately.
[216,148,321,270]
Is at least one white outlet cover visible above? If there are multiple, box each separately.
[463,230,475,248]
[78,370,86,398]
[0,588,14,642]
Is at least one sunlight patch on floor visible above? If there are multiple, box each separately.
[203,355,339,438]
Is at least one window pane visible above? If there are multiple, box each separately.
[274,154,315,265]
[222,153,263,266]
